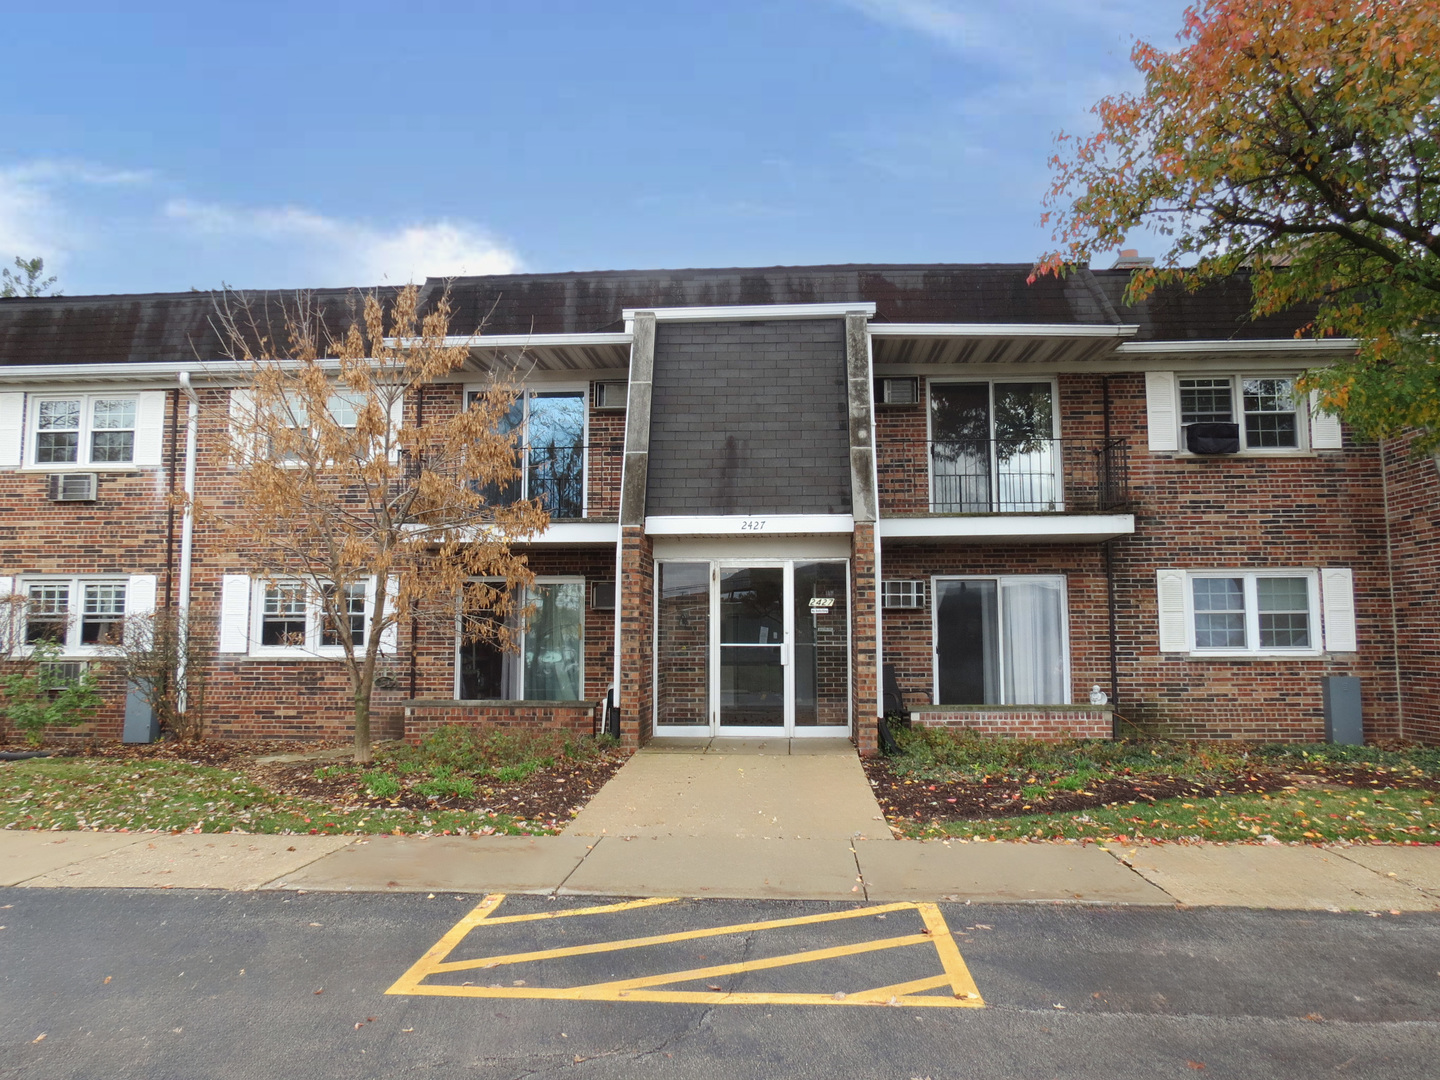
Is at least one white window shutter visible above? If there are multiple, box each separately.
[1156,569,1189,652]
[387,390,405,463]
[219,574,252,653]
[132,391,168,467]
[0,575,14,654]
[227,388,255,466]
[0,392,24,469]
[1308,390,1344,450]
[378,575,400,653]
[126,574,159,648]
[1321,568,1357,652]
[1145,372,1178,452]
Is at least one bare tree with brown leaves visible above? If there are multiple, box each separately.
[206,283,547,762]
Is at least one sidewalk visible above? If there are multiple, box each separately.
[4,829,1439,910]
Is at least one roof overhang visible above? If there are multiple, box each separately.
[623,302,876,325]
[879,513,1135,544]
[439,332,633,374]
[870,323,1139,366]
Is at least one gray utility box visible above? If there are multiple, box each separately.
[1322,676,1363,745]
[122,681,158,744]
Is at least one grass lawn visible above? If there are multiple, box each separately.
[0,726,626,836]
[868,727,1440,844]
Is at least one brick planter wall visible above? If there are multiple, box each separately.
[401,699,599,744]
[910,706,1112,741]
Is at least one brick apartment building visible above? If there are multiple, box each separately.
[1,263,1437,752]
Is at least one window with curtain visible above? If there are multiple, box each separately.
[934,575,1068,704]
[458,580,584,700]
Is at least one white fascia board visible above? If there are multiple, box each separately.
[621,303,876,323]
[525,522,620,545]
[1116,338,1359,355]
[645,514,856,537]
[879,514,1135,543]
[406,521,619,546]
[869,323,1138,339]
[434,332,633,349]
[0,358,331,387]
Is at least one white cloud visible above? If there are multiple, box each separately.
[164,199,522,286]
[0,160,154,280]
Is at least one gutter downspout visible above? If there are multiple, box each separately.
[176,372,200,715]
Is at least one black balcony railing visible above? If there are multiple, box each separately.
[475,443,587,520]
[402,444,589,520]
[929,437,1129,514]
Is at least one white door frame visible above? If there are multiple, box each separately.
[653,557,851,738]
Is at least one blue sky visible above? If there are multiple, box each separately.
[2,1,1188,295]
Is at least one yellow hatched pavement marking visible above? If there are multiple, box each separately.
[387,894,984,1008]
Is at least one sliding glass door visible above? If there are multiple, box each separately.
[933,575,1068,705]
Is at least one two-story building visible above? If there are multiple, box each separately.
[1,263,1437,751]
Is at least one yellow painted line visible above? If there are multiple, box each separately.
[432,900,919,974]
[585,933,936,993]
[917,902,985,1003]
[387,894,985,1008]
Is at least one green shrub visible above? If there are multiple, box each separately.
[0,640,103,748]
[414,776,476,800]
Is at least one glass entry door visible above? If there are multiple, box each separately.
[718,566,786,729]
[655,560,850,736]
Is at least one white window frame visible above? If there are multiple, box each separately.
[1176,374,1309,454]
[463,383,590,519]
[1183,569,1321,657]
[925,377,1063,513]
[453,576,586,701]
[248,577,376,658]
[15,575,132,656]
[27,393,141,469]
[929,573,1072,705]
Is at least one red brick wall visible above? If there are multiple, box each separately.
[402,700,596,743]
[1383,434,1440,744]
[876,372,1400,743]
[912,707,1112,741]
[0,387,182,742]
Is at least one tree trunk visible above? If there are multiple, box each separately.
[353,686,373,764]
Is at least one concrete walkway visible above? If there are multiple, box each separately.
[4,829,1440,909]
[564,739,890,840]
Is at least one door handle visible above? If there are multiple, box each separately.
[780,643,790,666]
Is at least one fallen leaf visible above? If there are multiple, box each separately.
[102,976,112,985]
[314,988,324,995]
[1187,1062,1206,1070]
[32,1034,45,1044]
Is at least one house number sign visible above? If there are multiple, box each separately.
[809,597,835,611]
[739,519,767,531]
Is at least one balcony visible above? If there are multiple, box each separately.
[880,437,1133,543]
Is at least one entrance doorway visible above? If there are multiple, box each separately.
[655,560,850,737]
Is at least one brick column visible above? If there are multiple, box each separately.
[844,312,881,755]
[616,526,654,746]
[851,521,880,755]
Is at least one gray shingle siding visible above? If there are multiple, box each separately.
[646,320,852,516]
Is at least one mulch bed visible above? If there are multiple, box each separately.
[249,753,629,824]
[9,738,631,828]
[862,758,1440,827]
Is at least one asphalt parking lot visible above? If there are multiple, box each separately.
[3,888,1439,1079]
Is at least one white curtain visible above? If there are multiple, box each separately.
[1001,579,1065,704]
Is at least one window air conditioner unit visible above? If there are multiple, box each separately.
[591,581,617,610]
[593,382,628,410]
[874,377,919,406]
[47,473,98,502]
[882,580,926,609]
[1185,422,1241,455]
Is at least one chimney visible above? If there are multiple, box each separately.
[1111,249,1155,270]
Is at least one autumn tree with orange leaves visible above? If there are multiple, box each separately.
[211,285,546,762]
[1039,0,1440,448]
